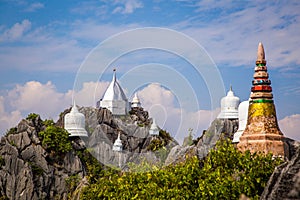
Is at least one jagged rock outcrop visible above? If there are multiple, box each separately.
[0,116,85,200]
[76,107,177,168]
[0,106,177,199]
[260,139,300,200]
[196,118,238,159]
[164,118,238,165]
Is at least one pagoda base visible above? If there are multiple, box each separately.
[237,103,287,158]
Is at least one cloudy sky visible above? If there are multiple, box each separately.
[1,0,300,142]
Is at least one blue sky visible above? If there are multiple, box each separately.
[1,0,300,142]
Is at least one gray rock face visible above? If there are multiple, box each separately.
[260,139,300,200]
[164,118,238,165]
[78,107,176,168]
[0,116,84,200]
[196,118,238,159]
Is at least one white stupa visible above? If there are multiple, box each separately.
[217,86,240,119]
[233,100,250,143]
[113,133,123,152]
[99,69,130,115]
[131,92,141,108]
[149,119,160,136]
[64,102,88,137]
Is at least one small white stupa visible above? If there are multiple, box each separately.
[99,69,130,115]
[64,102,88,137]
[149,119,160,136]
[217,86,240,119]
[131,92,141,108]
[113,133,123,152]
[233,100,250,143]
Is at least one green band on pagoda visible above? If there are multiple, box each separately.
[256,63,265,66]
[251,99,273,103]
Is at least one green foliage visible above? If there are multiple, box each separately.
[81,139,283,200]
[65,174,80,192]
[76,149,105,184]
[28,161,43,176]
[147,138,164,151]
[5,127,17,136]
[43,119,55,127]
[26,113,39,120]
[38,125,72,156]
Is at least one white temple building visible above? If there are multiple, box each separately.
[217,86,240,119]
[149,119,160,136]
[233,100,250,143]
[113,133,123,152]
[131,92,141,108]
[64,102,88,137]
[99,70,130,115]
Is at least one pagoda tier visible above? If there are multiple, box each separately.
[237,43,287,158]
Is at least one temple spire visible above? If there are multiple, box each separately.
[112,68,116,82]
[256,42,266,64]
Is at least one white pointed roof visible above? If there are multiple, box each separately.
[132,92,140,103]
[131,92,141,108]
[102,70,127,101]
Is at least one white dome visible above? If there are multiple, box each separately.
[113,133,123,152]
[233,100,249,143]
[217,87,240,119]
[131,92,141,108]
[64,103,88,137]
[149,119,159,136]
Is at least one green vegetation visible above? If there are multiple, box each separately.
[81,139,282,200]
[76,149,105,184]
[42,119,55,127]
[65,174,80,193]
[26,113,39,120]
[38,125,72,157]
[5,127,17,136]
[28,161,44,176]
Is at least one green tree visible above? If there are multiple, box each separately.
[81,139,282,200]
[38,125,72,157]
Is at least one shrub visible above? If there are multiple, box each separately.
[26,113,39,120]
[43,119,55,127]
[81,139,282,199]
[38,125,72,156]
[5,127,17,136]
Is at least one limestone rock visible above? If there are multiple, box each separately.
[196,118,238,159]
[0,115,85,200]
[260,139,300,200]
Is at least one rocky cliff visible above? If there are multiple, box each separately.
[0,116,85,200]
[260,138,300,200]
[0,106,177,200]
[165,118,238,165]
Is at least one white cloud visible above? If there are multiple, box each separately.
[138,83,218,143]
[112,0,143,14]
[0,19,31,41]
[7,81,71,118]
[0,80,111,136]
[0,96,22,135]
[24,2,44,12]
[279,114,300,141]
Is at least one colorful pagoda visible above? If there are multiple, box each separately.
[237,43,287,158]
